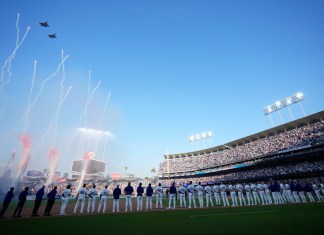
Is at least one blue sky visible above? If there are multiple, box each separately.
[0,0,323,178]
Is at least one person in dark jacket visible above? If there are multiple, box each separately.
[0,187,14,218]
[168,182,177,209]
[136,182,144,211]
[124,182,134,212]
[112,185,121,212]
[31,185,45,216]
[145,183,153,210]
[13,187,29,217]
[44,186,57,216]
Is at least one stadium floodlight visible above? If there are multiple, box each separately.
[263,92,306,125]
[188,136,195,142]
[188,131,213,151]
[206,131,212,138]
[263,92,305,116]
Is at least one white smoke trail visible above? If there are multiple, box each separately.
[99,92,111,127]
[15,13,20,47]
[22,60,37,132]
[34,86,72,150]
[22,55,69,133]
[28,60,37,105]
[51,50,67,143]
[1,13,31,90]
[95,92,111,154]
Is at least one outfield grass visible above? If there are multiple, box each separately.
[1,203,323,235]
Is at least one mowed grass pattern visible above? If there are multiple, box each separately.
[1,203,323,235]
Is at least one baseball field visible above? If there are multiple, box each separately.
[0,200,323,235]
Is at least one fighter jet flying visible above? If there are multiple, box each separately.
[48,33,57,39]
[39,21,49,27]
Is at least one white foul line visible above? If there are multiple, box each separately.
[189,210,278,218]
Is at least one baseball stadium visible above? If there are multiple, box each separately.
[1,1,324,235]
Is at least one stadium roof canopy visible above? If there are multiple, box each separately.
[164,110,324,159]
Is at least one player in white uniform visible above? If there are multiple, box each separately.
[212,184,221,206]
[257,182,266,205]
[312,183,322,202]
[178,183,187,208]
[251,183,260,205]
[220,183,229,207]
[244,183,254,206]
[236,183,246,206]
[263,182,272,204]
[285,183,294,203]
[280,182,287,203]
[60,185,71,215]
[320,183,324,196]
[204,185,214,207]
[228,183,237,207]
[155,183,163,209]
[73,184,88,214]
[196,182,204,208]
[98,185,109,213]
[87,184,98,214]
[187,181,197,208]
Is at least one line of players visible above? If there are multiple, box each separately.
[1,180,323,218]
[172,180,324,209]
[63,180,324,215]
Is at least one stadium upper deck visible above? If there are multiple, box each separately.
[163,110,324,159]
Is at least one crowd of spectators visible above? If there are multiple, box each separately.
[159,121,324,174]
[160,160,324,186]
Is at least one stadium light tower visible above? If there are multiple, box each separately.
[263,92,306,127]
[188,131,212,150]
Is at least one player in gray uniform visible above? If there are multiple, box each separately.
[220,183,229,207]
[204,184,214,207]
[74,184,88,214]
[187,181,197,209]
[244,183,254,206]
[212,184,221,206]
[196,182,204,208]
[87,184,98,214]
[98,185,109,213]
[178,183,187,208]
[236,183,246,206]
[155,183,163,209]
[60,185,71,215]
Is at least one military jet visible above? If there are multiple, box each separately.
[48,33,57,39]
[39,21,49,27]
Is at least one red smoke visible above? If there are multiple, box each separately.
[19,134,31,150]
